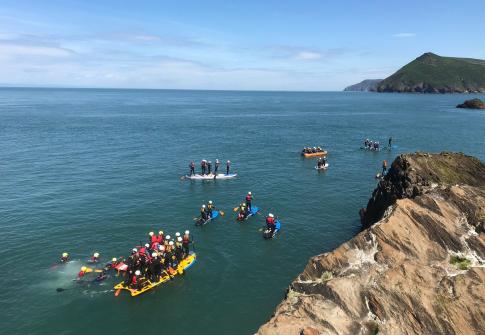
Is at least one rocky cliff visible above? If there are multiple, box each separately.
[343,79,382,92]
[257,152,485,335]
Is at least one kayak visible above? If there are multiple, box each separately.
[114,253,197,297]
[302,151,327,158]
[184,173,237,180]
[315,163,329,170]
[195,210,219,226]
[263,220,281,239]
[237,206,259,221]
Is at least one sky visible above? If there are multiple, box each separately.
[0,0,484,91]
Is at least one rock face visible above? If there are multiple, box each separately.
[257,152,485,335]
[343,79,382,92]
[456,98,485,109]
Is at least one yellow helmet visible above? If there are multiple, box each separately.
[81,266,87,271]
[112,258,117,262]
[62,252,68,258]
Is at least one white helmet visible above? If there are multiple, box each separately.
[149,232,154,236]
[151,252,157,257]
[93,252,99,258]
[158,245,165,251]
[248,192,252,195]
[132,248,138,253]
[166,235,171,240]
[208,200,213,204]
[159,230,163,235]
[169,241,174,246]
[269,213,274,218]
[185,230,190,235]
[227,160,230,163]
[202,204,206,208]
[175,232,181,237]
[177,237,182,242]
[62,252,68,258]
[216,159,219,163]
[135,270,141,276]
[144,243,149,248]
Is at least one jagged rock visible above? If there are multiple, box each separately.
[257,152,485,335]
[456,98,485,109]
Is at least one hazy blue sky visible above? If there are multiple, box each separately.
[0,0,484,90]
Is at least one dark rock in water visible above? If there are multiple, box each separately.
[343,79,382,92]
[257,152,485,335]
[456,98,485,109]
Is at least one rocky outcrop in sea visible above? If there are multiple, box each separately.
[257,152,485,335]
[456,98,485,109]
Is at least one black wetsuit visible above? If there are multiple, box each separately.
[215,162,219,174]
[207,162,212,175]
[226,162,230,175]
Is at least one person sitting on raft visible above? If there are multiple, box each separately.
[60,252,69,263]
[266,213,276,234]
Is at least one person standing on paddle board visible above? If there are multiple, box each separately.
[388,137,392,149]
[201,160,207,175]
[207,161,212,175]
[189,161,195,176]
[215,159,220,174]
[226,160,231,175]
[245,192,253,211]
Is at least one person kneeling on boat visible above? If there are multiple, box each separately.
[130,270,144,289]
[266,213,276,234]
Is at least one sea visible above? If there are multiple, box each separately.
[0,88,484,334]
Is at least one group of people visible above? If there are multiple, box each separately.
[199,200,217,222]
[73,230,194,290]
[316,156,328,168]
[236,192,253,220]
[189,159,231,176]
[363,137,392,151]
[302,147,325,154]
[363,139,381,151]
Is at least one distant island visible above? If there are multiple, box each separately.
[343,79,382,92]
[345,52,485,93]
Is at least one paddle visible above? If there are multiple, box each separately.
[114,288,122,297]
[219,210,225,216]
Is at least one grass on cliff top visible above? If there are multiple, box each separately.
[450,255,471,270]
[377,52,485,90]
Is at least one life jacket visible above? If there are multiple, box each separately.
[182,236,190,245]
[266,217,275,225]
[78,271,85,278]
[91,256,98,263]
[246,195,252,201]
[151,242,159,250]
[157,235,163,243]
[151,235,158,244]
[139,247,147,255]
[207,204,213,209]
[131,275,137,284]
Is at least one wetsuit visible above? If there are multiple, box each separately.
[207,162,212,175]
[215,161,220,174]
[388,137,392,148]
[226,162,230,175]
[201,161,206,175]
[201,208,208,221]
[190,162,195,176]
[207,203,214,217]
[266,216,276,233]
[245,194,252,211]
[182,235,190,256]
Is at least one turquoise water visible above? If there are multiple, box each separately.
[0,88,484,334]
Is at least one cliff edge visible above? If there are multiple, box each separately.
[257,152,485,335]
